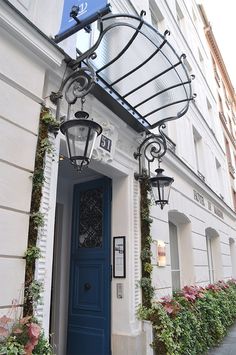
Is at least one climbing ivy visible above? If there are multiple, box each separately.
[24,106,59,316]
[139,178,154,308]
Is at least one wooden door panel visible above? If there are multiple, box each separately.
[67,325,104,355]
[70,260,104,312]
[67,178,111,355]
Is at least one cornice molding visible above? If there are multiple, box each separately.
[198,4,236,102]
[205,28,235,98]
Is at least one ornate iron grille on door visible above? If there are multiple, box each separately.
[79,188,103,248]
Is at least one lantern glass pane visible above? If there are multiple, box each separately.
[152,181,165,203]
[150,177,173,205]
[66,125,98,161]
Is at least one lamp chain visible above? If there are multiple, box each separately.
[81,97,86,111]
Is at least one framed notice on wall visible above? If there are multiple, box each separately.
[113,236,126,278]
[157,240,166,267]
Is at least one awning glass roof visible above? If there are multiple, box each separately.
[71,12,194,131]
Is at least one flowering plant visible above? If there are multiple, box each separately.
[0,315,52,355]
[160,295,180,315]
[178,285,205,302]
[138,279,236,354]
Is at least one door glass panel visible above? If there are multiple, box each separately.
[79,187,103,248]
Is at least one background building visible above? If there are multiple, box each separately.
[198,4,236,211]
[0,1,236,354]
[148,0,236,301]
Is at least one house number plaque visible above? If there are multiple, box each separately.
[100,134,112,152]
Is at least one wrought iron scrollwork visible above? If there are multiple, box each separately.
[64,67,96,104]
[50,64,96,121]
[134,125,168,180]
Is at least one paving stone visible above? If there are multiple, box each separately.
[208,323,236,354]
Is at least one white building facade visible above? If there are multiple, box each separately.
[1,1,236,355]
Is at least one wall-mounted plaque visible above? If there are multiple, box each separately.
[100,134,112,152]
[157,240,166,267]
[113,236,126,278]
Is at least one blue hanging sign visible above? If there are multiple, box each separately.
[55,0,110,43]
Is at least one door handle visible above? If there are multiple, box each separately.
[84,282,91,290]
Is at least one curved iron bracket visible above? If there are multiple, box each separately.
[134,125,168,180]
[50,64,96,122]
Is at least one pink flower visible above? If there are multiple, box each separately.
[0,315,12,324]
[19,316,31,325]
[161,295,172,303]
[0,326,8,337]
[184,293,196,302]
[12,327,23,334]
[24,341,35,355]
[28,322,41,340]
[24,324,41,355]
[206,284,220,292]
[163,304,176,314]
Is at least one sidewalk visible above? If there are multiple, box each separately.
[208,323,236,354]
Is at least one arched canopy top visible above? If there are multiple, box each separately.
[70,12,195,132]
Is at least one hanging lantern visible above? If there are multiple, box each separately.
[60,110,102,171]
[149,168,174,209]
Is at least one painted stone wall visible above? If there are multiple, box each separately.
[0,1,64,316]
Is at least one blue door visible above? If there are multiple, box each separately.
[67,178,112,355]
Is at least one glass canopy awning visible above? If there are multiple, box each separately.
[65,12,195,133]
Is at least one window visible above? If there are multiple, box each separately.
[225,138,234,178]
[225,138,231,163]
[215,158,224,197]
[218,94,224,117]
[149,0,165,33]
[194,136,200,170]
[192,8,197,22]
[193,126,204,179]
[232,189,236,211]
[198,48,205,74]
[205,228,222,283]
[229,238,236,278]
[206,235,214,283]
[169,212,194,289]
[206,98,214,127]
[212,57,220,86]
[222,83,229,106]
[175,1,185,33]
[169,222,181,291]
[229,117,233,136]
